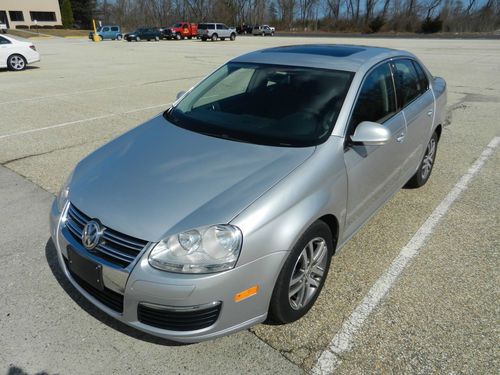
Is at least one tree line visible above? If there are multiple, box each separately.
[61,0,500,33]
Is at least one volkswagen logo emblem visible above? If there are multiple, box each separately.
[82,220,103,250]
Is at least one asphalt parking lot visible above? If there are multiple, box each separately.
[0,35,498,374]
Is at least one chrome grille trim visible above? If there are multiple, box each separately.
[65,203,148,268]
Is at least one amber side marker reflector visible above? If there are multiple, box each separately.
[234,285,259,302]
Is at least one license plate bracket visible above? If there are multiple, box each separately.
[67,247,104,291]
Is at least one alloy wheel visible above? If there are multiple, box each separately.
[288,237,328,310]
[9,55,25,71]
[421,138,436,180]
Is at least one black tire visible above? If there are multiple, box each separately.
[211,33,217,41]
[7,54,27,71]
[405,131,439,188]
[117,35,122,41]
[135,36,140,42]
[262,32,265,36]
[99,35,103,41]
[201,37,207,41]
[230,33,236,41]
[220,37,225,41]
[155,36,159,41]
[176,33,182,40]
[269,221,333,324]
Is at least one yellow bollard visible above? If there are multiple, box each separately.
[92,19,100,42]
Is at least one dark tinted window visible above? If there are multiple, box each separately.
[9,11,24,22]
[0,36,10,44]
[103,27,109,32]
[217,24,228,30]
[199,23,215,30]
[350,63,396,131]
[111,26,118,31]
[392,59,421,107]
[412,60,429,94]
[30,11,56,22]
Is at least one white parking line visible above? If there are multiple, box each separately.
[0,76,201,106]
[0,103,170,140]
[312,136,500,375]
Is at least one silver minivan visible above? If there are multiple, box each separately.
[50,45,446,342]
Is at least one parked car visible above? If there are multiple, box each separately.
[198,23,236,41]
[236,24,254,34]
[166,22,198,40]
[89,25,122,41]
[50,44,446,343]
[262,24,276,32]
[159,26,172,40]
[252,25,274,36]
[0,22,7,34]
[0,34,40,71]
[125,28,161,42]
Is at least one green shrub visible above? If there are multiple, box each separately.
[421,16,443,33]
[368,16,385,33]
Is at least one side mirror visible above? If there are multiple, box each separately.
[176,91,186,100]
[350,121,391,146]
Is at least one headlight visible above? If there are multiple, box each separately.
[149,225,242,274]
[56,171,73,212]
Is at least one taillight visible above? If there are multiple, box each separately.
[29,45,36,51]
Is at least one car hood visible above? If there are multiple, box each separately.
[69,115,315,242]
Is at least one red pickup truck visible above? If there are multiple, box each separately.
[165,22,198,40]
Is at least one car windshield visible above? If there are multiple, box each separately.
[173,23,182,28]
[165,62,354,147]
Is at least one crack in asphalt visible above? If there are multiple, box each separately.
[1,142,88,167]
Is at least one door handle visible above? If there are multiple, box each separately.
[396,132,406,142]
[427,109,433,117]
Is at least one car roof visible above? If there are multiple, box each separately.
[231,44,415,73]
[0,34,24,43]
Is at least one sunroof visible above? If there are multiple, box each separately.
[262,45,365,57]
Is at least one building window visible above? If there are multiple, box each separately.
[30,11,56,22]
[9,11,24,22]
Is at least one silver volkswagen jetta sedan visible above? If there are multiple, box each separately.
[50,45,446,342]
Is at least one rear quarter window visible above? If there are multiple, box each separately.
[412,60,430,94]
[392,59,422,108]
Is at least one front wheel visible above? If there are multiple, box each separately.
[211,33,217,41]
[230,33,236,41]
[155,36,159,41]
[269,221,333,323]
[7,54,26,71]
[405,131,439,188]
[135,36,140,42]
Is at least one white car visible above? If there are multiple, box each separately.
[262,24,276,32]
[0,34,40,71]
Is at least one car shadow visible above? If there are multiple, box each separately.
[44,238,186,346]
[0,66,40,72]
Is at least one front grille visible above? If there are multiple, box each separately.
[138,303,221,331]
[65,258,124,313]
[65,203,148,268]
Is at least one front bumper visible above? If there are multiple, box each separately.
[50,200,286,342]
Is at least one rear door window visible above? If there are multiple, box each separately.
[412,60,429,94]
[111,26,118,32]
[392,59,422,108]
